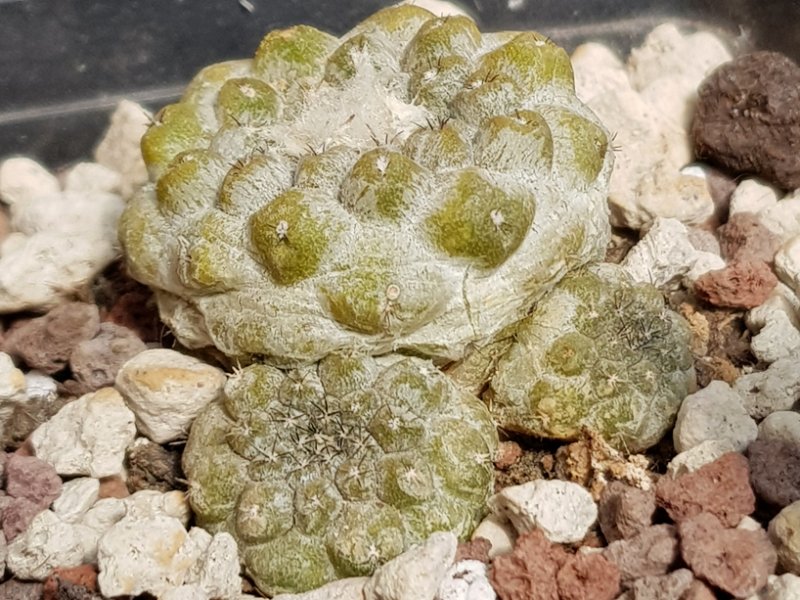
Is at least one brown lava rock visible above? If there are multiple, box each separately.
[621,569,695,600]
[694,260,778,309]
[0,579,45,599]
[43,564,99,600]
[69,322,146,393]
[718,212,781,264]
[747,439,800,508]
[5,453,62,508]
[598,481,656,543]
[556,553,620,600]
[455,537,492,563]
[692,51,800,191]
[678,512,776,597]
[656,452,755,527]
[602,524,679,587]
[125,440,184,494]
[495,441,524,470]
[3,302,100,373]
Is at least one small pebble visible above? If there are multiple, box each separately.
[735,356,800,419]
[775,235,800,299]
[729,178,780,217]
[756,573,800,600]
[556,552,620,600]
[769,500,800,574]
[489,529,566,600]
[51,477,100,523]
[748,439,800,508]
[0,157,60,206]
[693,260,778,309]
[718,212,781,263]
[42,564,98,600]
[625,569,695,600]
[489,480,597,544]
[602,524,679,586]
[271,577,368,600]
[93,100,152,199]
[6,510,84,580]
[69,322,147,393]
[126,437,184,493]
[758,411,800,445]
[435,560,496,600]
[0,579,45,600]
[471,513,516,559]
[673,380,757,453]
[597,481,656,543]
[5,453,62,508]
[666,439,737,478]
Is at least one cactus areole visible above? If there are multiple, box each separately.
[119,4,613,367]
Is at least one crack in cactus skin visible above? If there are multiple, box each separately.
[182,352,498,595]
[119,4,614,367]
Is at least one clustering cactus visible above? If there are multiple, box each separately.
[487,263,695,452]
[119,4,613,367]
[182,352,497,595]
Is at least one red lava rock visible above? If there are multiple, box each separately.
[602,524,679,586]
[2,497,44,541]
[692,51,800,191]
[0,579,45,599]
[69,322,147,393]
[693,260,778,309]
[97,475,129,499]
[598,481,656,543]
[5,454,62,508]
[489,528,568,600]
[625,569,695,600]
[2,302,100,373]
[105,288,162,344]
[655,452,755,527]
[455,537,492,563]
[747,439,800,508]
[679,512,776,597]
[682,579,717,600]
[495,441,524,470]
[718,212,781,264]
[43,564,98,600]
[556,553,620,600]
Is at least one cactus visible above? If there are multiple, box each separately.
[182,352,497,595]
[119,4,613,366]
[487,263,695,452]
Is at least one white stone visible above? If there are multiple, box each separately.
[729,179,781,216]
[571,42,629,104]
[759,412,800,445]
[621,218,713,288]
[6,510,84,580]
[272,577,368,600]
[673,381,758,453]
[52,477,100,523]
[161,584,211,600]
[769,501,800,575]
[63,161,122,194]
[30,387,136,477]
[94,100,151,199]
[189,531,241,599]
[471,513,516,558]
[0,352,26,403]
[738,516,764,532]
[747,284,800,363]
[10,190,123,240]
[752,574,800,600]
[24,370,57,403]
[683,251,727,289]
[123,489,192,526]
[759,191,800,245]
[0,157,60,206]
[435,560,496,600]
[776,236,800,298]
[489,480,597,544]
[97,515,207,598]
[364,531,457,600]
[115,348,227,443]
[666,439,737,478]
[77,497,127,562]
[735,357,800,420]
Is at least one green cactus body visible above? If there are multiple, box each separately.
[182,353,498,595]
[120,5,613,366]
[488,263,695,452]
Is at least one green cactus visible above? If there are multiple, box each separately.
[119,4,613,367]
[487,263,695,452]
[182,352,498,596]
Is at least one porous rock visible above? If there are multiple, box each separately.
[191,532,241,600]
[556,552,620,600]
[0,579,45,600]
[625,569,695,600]
[719,212,781,265]
[63,161,121,195]
[692,51,800,190]
[5,453,62,508]
[758,411,800,445]
[489,480,597,544]
[42,564,99,600]
[753,573,800,600]
[455,538,492,564]
[364,531,457,600]
[602,524,679,586]
[776,235,800,299]
[748,439,800,508]
[51,477,100,523]
[735,357,800,420]
[125,437,184,493]
[489,529,567,600]
[665,438,737,478]
[30,387,136,477]
[114,348,226,444]
[6,510,84,580]
[3,497,44,541]
[598,481,656,543]
[757,191,800,244]
[3,303,100,373]
[272,577,369,600]
[693,260,778,309]
[728,178,780,217]
[472,514,517,559]
[769,500,800,574]
[656,452,755,527]
[435,560,496,600]
[69,322,147,393]
[673,380,757,453]
[0,156,60,206]
[94,100,151,199]
[679,512,776,598]
[746,283,800,364]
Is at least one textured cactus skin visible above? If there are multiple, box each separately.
[119,5,613,366]
[488,263,695,452]
[182,352,498,595]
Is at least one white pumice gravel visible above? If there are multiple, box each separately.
[0,353,27,438]
[665,439,738,478]
[115,348,226,443]
[673,381,758,453]
[271,577,369,600]
[734,356,800,420]
[435,560,496,600]
[746,283,800,363]
[364,531,457,600]
[6,510,84,580]
[471,513,517,559]
[30,387,136,477]
[62,161,122,195]
[489,480,597,544]
[51,477,100,523]
[758,412,800,446]
[775,235,800,296]
[757,189,800,245]
[23,370,57,403]
[729,178,781,217]
[769,501,800,575]
[93,99,151,199]
[747,573,800,600]
[0,157,60,206]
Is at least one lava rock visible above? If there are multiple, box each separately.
[718,212,781,264]
[748,439,800,508]
[556,552,620,600]
[692,51,800,191]
[602,524,679,586]
[489,529,567,600]
[598,481,656,543]
[679,512,776,597]
[5,453,62,508]
[623,569,695,600]
[455,538,492,564]
[693,260,778,309]
[0,579,45,600]
[43,564,99,600]
[69,323,147,393]
[656,452,755,527]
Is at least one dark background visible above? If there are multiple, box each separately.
[1,0,798,168]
